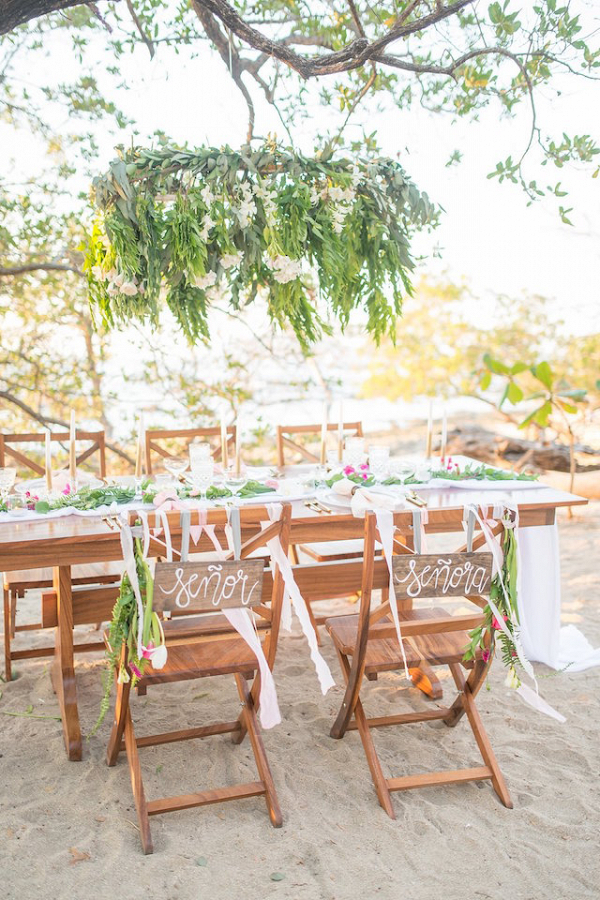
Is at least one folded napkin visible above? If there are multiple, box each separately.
[351,488,400,517]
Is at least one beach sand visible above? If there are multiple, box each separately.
[1,504,599,900]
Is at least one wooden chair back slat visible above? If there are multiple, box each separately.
[0,430,107,477]
[276,421,363,466]
[145,426,237,474]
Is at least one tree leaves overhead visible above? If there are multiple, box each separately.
[85,141,437,346]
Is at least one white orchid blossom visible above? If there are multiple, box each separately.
[150,644,168,670]
[120,280,139,296]
[221,251,243,270]
[194,271,217,290]
[266,254,302,284]
[504,668,521,690]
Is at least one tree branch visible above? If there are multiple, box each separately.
[0,389,134,464]
[124,0,154,58]
[0,262,84,277]
[0,0,116,35]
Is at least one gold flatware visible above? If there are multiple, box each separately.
[313,499,333,514]
[304,500,326,515]
[102,515,116,530]
[407,491,427,508]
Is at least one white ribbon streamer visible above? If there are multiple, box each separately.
[260,503,335,694]
[375,509,411,681]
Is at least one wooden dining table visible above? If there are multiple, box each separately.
[0,481,587,761]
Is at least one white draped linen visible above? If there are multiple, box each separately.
[518,523,600,672]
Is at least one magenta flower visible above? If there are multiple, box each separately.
[129,662,143,679]
[343,465,355,475]
[492,614,508,631]
[482,649,491,663]
[62,483,72,495]
[362,473,368,480]
[359,463,369,471]
[141,642,155,660]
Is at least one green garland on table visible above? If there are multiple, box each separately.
[462,520,522,687]
[326,463,538,490]
[84,141,437,347]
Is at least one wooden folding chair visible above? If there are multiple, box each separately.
[1,429,119,680]
[105,503,291,854]
[276,420,363,469]
[145,425,236,474]
[326,511,512,816]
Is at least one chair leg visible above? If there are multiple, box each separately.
[444,660,487,728]
[353,696,396,819]
[106,676,132,767]
[332,650,395,817]
[123,707,153,853]
[448,663,513,809]
[306,599,321,647]
[10,589,19,638]
[235,673,282,827]
[3,587,12,682]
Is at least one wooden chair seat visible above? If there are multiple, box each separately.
[134,636,261,686]
[326,609,478,671]
[299,539,381,562]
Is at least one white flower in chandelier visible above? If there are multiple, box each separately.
[309,185,320,206]
[120,280,139,296]
[255,183,277,225]
[206,282,228,303]
[328,185,346,202]
[193,270,217,290]
[200,184,215,207]
[199,214,216,242]
[266,254,302,284]
[221,251,243,270]
[91,264,105,281]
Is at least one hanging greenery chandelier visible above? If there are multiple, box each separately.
[85,141,437,347]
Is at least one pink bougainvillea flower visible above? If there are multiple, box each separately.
[141,642,155,660]
[62,483,72,495]
[492,614,509,631]
[343,465,355,475]
[362,473,368,480]
[129,662,143,679]
[265,479,279,489]
[482,649,491,663]
[359,463,369,471]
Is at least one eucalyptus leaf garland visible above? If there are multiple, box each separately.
[84,141,437,347]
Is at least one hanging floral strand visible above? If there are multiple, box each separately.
[463,518,522,687]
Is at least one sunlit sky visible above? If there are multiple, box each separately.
[1,16,599,432]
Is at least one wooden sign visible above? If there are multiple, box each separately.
[392,552,493,601]
[153,559,265,612]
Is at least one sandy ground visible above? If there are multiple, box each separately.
[1,504,599,900]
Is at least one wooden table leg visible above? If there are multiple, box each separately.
[51,565,82,761]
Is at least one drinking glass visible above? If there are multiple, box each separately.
[224,469,248,500]
[368,446,390,482]
[191,458,214,503]
[164,456,189,485]
[189,442,212,463]
[344,437,365,469]
[0,467,16,501]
